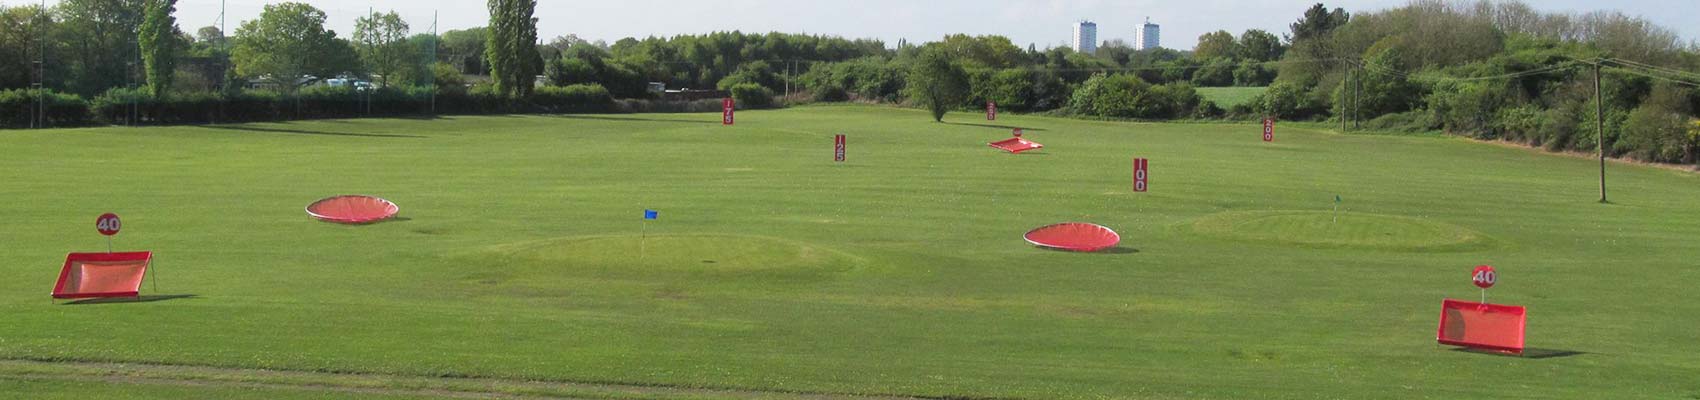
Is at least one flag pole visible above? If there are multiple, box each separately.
[1332,195,1340,223]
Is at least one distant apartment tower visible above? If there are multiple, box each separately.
[1136,18,1161,50]
[1073,20,1098,54]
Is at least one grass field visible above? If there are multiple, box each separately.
[1196,86,1267,109]
[2,104,1698,399]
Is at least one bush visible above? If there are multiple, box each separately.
[613,98,724,113]
[796,57,906,103]
[729,83,775,109]
[1191,59,1236,87]
[1249,81,1326,120]
[1067,74,1201,119]
[1360,110,1436,133]
[1233,61,1276,87]
[530,84,614,113]
[812,85,849,102]
[0,89,91,128]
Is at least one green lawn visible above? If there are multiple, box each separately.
[1197,86,1267,109]
[1,104,1697,399]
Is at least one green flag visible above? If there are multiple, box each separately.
[1335,195,1342,204]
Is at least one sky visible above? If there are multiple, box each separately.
[8,0,1698,50]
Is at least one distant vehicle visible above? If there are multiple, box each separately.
[325,76,377,91]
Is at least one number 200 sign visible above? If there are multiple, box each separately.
[1472,265,1497,289]
[96,213,122,236]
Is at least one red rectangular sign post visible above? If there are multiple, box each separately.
[834,134,846,162]
[986,101,997,121]
[722,97,736,125]
[1263,117,1275,142]
[1133,158,1149,192]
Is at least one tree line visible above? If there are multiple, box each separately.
[2,0,1697,168]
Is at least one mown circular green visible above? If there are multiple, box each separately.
[482,234,865,280]
[1190,211,1490,251]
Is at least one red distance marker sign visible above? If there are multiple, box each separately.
[1133,158,1149,192]
[722,97,735,125]
[96,213,122,236]
[1013,128,1023,137]
[1263,118,1275,142]
[986,101,997,121]
[834,134,846,162]
[1472,265,1497,289]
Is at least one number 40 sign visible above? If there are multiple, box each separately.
[97,213,122,236]
[1471,265,1497,289]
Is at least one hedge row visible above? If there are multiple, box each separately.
[1,84,620,128]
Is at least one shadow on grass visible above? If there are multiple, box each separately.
[945,122,1048,132]
[62,294,198,305]
[193,125,427,139]
[1036,246,1139,254]
[1450,347,1585,359]
[551,114,720,124]
[315,216,411,225]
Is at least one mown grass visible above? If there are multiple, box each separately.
[1,104,1697,399]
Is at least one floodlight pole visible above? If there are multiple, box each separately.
[1594,61,1607,203]
[33,0,46,129]
[430,11,438,115]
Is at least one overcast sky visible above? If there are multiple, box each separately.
[10,0,1698,50]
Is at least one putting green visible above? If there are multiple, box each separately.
[1190,210,1491,251]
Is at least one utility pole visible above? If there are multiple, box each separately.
[1340,61,1348,132]
[1594,61,1607,203]
[1353,60,1362,130]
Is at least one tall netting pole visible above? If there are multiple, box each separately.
[33,0,46,129]
[428,10,437,115]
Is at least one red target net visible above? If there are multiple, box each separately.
[52,252,151,299]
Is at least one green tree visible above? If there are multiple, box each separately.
[1236,29,1283,62]
[0,5,51,90]
[1279,3,1350,86]
[485,0,539,97]
[1193,30,1237,60]
[354,11,412,86]
[231,2,349,91]
[1191,58,1235,87]
[137,0,177,97]
[906,47,969,122]
[439,27,488,75]
[54,0,145,95]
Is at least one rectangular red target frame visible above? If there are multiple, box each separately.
[722,97,735,125]
[53,252,152,299]
[1133,158,1149,192]
[834,134,846,162]
[1436,299,1526,354]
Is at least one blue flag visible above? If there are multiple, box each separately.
[644,209,658,220]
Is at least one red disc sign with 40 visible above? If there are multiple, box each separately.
[96,213,121,236]
[1472,265,1497,289]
